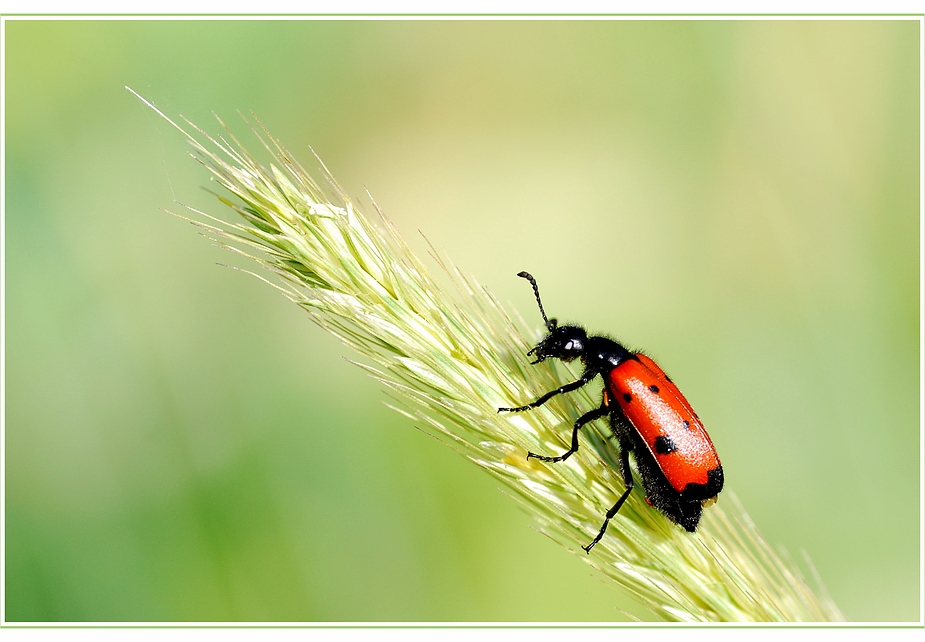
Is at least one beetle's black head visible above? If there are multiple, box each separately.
[528,324,587,364]
[515,271,588,364]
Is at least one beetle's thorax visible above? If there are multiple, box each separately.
[581,335,633,374]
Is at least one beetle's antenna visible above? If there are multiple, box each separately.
[517,271,555,331]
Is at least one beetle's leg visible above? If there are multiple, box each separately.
[583,424,635,554]
[527,404,608,463]
[498,371,596,413]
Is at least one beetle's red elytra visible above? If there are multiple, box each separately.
[498,272,723,553]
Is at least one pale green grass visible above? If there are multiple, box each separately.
[131,88,844,622]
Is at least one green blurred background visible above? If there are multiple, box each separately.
[4,19,920,622]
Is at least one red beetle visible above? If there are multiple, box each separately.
[499,272,723,553]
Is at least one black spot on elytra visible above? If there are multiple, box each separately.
[683,420,691,430]
[654,435,677,455]
[622,393,632,403]
[648,384,659,393]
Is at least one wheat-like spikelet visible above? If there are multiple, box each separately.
[130,87,844,622]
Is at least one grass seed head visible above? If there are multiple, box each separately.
[131,87,844,622]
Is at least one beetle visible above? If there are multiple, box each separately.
[498,272,723,553]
